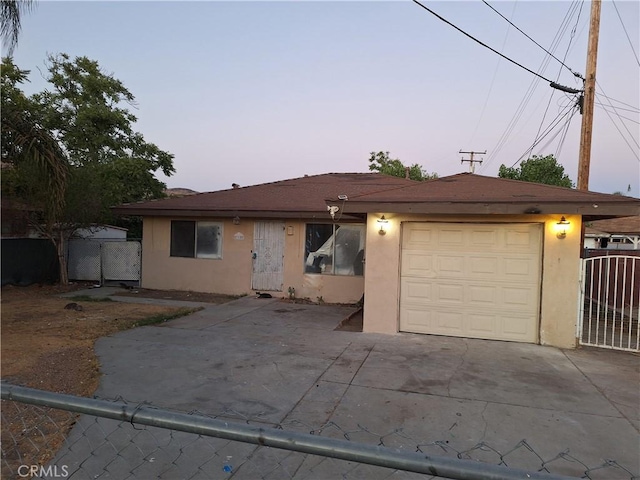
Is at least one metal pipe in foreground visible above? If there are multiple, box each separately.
[1,383,577,480]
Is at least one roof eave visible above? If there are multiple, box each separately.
[330,201,640,217]
[111,207,364,221]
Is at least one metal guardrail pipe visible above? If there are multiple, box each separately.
[1,383,578,480]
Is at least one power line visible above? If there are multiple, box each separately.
[611,0,640,67]
[595,101,639,114]
[467,2,517,148]
[482,0,584,80]
[510,102,577,168]
[596,81,640,152]
[596,107,640,125]
[480,0,584,173]
[594,93,640,112]
[530,0,584,169]
[411,0,555,84]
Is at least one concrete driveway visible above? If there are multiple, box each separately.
[66,292,639,479]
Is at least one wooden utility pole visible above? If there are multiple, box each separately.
[577,0,602,191]
[460,150,486,173]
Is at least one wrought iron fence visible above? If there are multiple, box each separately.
[2,383,636,480]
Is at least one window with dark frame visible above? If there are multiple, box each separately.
[304,224,365,276]
[170,220,222,259]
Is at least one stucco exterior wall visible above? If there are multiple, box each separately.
[141,217,364,303]
[362,214,582,349]
[141,217,254,295]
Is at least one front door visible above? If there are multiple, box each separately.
[252,221,285,292]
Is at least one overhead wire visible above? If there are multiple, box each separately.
[508,101,578,168]
[526,0,584,165]
[411,0,554,83]
[480,0,583,172]
[611,0,640,67]
[554,106,577,159]
[595,108,639,125]
[593,94,639,112]
[595,82,640,161]
[481,0,584,79]
[466,2,518,147]
[594,101,639,114]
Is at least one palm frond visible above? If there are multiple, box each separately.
[1,0,33,55]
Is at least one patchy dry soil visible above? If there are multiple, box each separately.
[1,283,234,477]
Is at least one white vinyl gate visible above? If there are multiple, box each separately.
[578,255,640,352]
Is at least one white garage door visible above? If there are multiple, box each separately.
[400,222,542,343]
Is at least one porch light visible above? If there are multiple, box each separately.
[377,215,389,235]
[555,216,570,239]
[233,216,241,225]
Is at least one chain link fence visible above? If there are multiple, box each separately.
[2,383,637,480]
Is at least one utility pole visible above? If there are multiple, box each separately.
[577,0,601,191]
[459,150,486,173]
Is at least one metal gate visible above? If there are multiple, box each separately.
[68,240,141,284]
[578,255,639,352]
[101,241,141,283]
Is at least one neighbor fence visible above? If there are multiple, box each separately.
[2,384,636,480]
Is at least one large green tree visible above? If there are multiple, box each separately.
[2,55,175,284]
[498,154,573,188]
[368,151,437,181]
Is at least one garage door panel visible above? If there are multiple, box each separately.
[436,283,465,304]
[503,257,537,277]
[470,229,497,246]
[438,255,465,275]
[468,313,498,336]
[404,227,433,247]
[469,256,499,275]
[468,285,498,305]
[503,286,535,307]
[402,279,433,303]
[438,229,465,246]
[400,222,541,344]
[401,252,434,276]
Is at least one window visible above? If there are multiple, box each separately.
[170,221,222,259]
[305,224,365,276]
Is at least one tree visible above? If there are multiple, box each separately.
[368,151,437,181]
[1,58,68,225]
[498,154,573,188]
[1,0,33,55]
[2,55,175,284]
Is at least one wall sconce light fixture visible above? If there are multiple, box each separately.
[233,216,241,225]
[377,215,389,235]
[555,216,570,239]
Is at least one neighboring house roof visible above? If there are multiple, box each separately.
[165,187,199,197]
[585,216,640,235]
[326,173,640,218]
[113,173,417,219]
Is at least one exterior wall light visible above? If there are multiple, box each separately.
[233,216,241,225]
[555,216,570,239]
[377,215,389,235]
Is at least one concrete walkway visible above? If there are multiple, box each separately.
[59,289,639,479]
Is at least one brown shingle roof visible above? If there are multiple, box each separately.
[113,173,417,218]
[329,173,640,217]
[113,172,640,219]
[586,216,640,235]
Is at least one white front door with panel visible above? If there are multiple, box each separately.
[252,222,285,292]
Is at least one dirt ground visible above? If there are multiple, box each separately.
[0,282,234,477]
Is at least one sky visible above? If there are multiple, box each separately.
[9,0,640,196]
